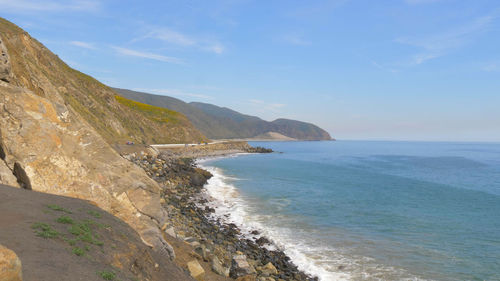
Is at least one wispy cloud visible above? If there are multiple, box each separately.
[0,0,100,12]
[112,46,183,64]
[133,88,213,100]
[482,61,500,72]
[70,41,96,49]
[137,27,226,54]
[144,29,196,46]
[204,43,225,54]
[395,15,496,65]
[248,99,286,112]
[283,33,311,46]
[370,59,398,73]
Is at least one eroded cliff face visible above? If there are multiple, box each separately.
[0,28,173,258]
[0,18,206,145]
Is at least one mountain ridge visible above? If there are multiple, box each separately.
[114,88,333,141]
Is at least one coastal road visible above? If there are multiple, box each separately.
[150,140,229,149]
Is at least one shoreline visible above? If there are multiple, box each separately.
[123,144,318,281]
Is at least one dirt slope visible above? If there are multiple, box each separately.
[0,185,194,281]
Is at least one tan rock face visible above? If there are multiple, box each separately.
[0,80,171,257]
[0,18,174,260]
[0,160,18,187]
[187,259,205,281]
[0,38,12,83]
[0,244,22,281]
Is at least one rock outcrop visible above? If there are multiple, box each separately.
[0,17,206,146]
[0,19,175,260]
[0,38,12,83]
[0,79,173,258]
[0,161,18,188]
[0,244,22,281]
[187,259,205,281]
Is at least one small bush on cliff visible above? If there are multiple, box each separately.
[72,247,85,256]
[56,215,74,224]
[47,204,72,213]
[87,210,102,218]
[32,222,59,238]
[97,270,116,280]
[69,221,104,246]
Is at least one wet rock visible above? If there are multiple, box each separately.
[255,237,270,246]
[187,259,205,281]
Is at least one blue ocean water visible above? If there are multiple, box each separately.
[199,141,500,281]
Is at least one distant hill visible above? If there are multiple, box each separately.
[114,88,333,140]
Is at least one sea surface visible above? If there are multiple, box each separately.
[198,141,500,281]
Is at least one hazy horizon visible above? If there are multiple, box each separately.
[3,0,499,141]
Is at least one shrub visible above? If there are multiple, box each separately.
[87,210,102,218]
[97,271,116,280]
[47,204,72,213]
[32,222,59,239]
[56,215,74,224]
[72,247,85,256]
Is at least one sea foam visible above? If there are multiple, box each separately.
[198,163,351,281]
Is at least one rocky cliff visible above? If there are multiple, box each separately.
[0,18,205,145]
[0,18,176,264]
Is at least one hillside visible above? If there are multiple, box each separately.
[0,17,179,277]
[0,18,206,145]
[114,88,333,140]
[0,185,192,281]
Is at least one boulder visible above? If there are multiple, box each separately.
[165,226,176,238]
[211,256,230,277]
[0,244,22,281]
[230,254,256,278]
[236,275,257,281]
[0,160,18,188]
[257,277,276,281]
[187,259,205,281]
[260,262,278,276]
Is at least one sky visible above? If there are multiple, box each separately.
[2,0,500,141]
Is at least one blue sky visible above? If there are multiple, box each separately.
[2,0,500,141]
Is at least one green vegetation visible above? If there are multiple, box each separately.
[32,223,59,239]
[72,247,85,256]
[97,270,116,280]
[33,204,105,259]
[47,204,72,214]
[88,210,102,218]
[115,95,181,124]
[56,215,75,224]
[69,221,104,246]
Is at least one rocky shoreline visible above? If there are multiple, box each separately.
[123,149,317,281]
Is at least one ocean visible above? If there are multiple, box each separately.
[198,141,500,281]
